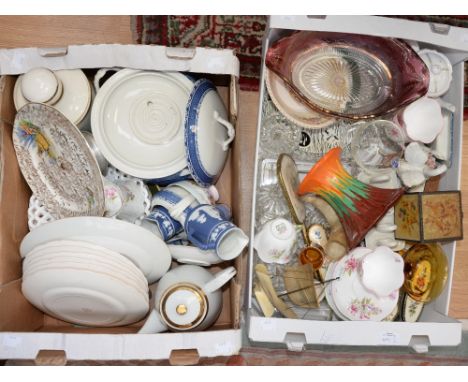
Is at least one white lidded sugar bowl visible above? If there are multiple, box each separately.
[14,67,93,130]
[138,265,236,333]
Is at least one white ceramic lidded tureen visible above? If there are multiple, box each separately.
[91,68,194,179]
[185,78,235,187]
[14,67,93,130]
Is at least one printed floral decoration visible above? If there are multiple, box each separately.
[344,256,359,276]
[348,297,382,320]
[16,119,56,160]
[105,187,119,200]
[396,197,419,237]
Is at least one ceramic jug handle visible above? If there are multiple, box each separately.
[214,111,235,151]
[423,163,447,177]
[94,68,119,92]
[138,309,168,334]
[202,266,237,294]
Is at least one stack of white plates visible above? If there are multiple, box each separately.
[22,240,149,327]
[325,247,400,321]
[20,216,173,327]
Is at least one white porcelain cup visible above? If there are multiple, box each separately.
[138,265,236,333]
[360,246,404,297]
[397,97,444,144]
[254,218,296,264]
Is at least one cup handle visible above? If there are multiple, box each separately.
[214,111,235,151]
[94,68,119,92]
[169,195,197,221]
[202,266,237,294]
[423,163,447,177]
[138,309,168,334]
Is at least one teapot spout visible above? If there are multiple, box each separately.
[138,310,168,334]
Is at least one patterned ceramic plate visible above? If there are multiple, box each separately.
[13,103,105,219]
[331,247,400,321]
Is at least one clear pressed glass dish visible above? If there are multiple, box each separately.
[266,31,430,119]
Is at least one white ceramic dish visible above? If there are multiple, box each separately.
[27,195,56,231]
[92,69,194,179]
[13,103,105,219]
[14,69,92,128]
[418,49,453,98]
[185,79,235,186]
[22,265,149,327]
[168,244,224,266]
[20,217,172,284]
[330,247,400,321]
[24,240,149,292]
[265,68,335,129]
[24,253,148,298]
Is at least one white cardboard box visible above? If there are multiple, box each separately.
[0,44,244,364]
[247,15,468,353]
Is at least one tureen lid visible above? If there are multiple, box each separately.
[92,69,193,179]
[185,79,235,187]
[159,283,208,330]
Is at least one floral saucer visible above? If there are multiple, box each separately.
[328,247,400,321]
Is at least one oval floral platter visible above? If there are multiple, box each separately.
[13,103,105,219]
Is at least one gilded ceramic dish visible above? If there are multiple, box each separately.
[13,103,105,219]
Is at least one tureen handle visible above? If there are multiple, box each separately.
[214,111,235,151]
[94,68,120,92]
[202,266,237,294]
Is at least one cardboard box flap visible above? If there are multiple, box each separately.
[268,16,468,54]
[0,44,240,77]
[0,329,242,361]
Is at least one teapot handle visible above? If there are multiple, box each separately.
[138,309,168,334]
[202,266,237,294]
[214,111,235,151]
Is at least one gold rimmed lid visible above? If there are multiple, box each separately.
[159,283,208,331]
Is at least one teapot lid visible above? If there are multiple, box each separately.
[159,283,208,331]
[21,68,60,103]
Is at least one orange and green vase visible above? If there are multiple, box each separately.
[298,147,405,249]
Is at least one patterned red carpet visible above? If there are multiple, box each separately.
[133,15,267,91]
[133,15,468,118]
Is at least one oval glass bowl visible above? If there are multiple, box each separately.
[266,31,430,119]
[402,243,448,303]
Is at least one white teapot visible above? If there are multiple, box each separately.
[138,265,236,333]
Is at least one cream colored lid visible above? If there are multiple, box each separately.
[159,283,208,330]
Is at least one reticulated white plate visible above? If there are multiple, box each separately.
[24,240,148,292]
[14,69,92,126]
[92,69,193,179]
[13,103,105,219]
[22,266,149,327]
[331,247,400,321]
[20,217,172,284]
[265,68,335,129]
[28,194,56,231]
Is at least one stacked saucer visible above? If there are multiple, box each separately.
[22,240,149,327]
